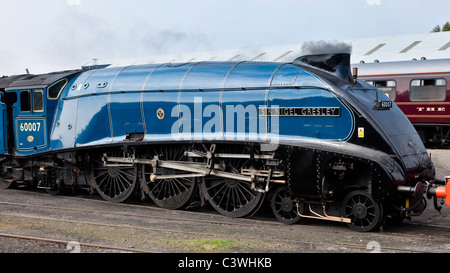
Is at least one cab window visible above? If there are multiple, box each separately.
[33,90,44,112]
[20,90,44,112]
[20,91,31,112]
[48,79,68,100]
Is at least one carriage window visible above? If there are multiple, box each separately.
[20,91,31,112]
[410,79,447,101]
[33,90,44,112]
[48,78,68,99]
[366,80,397,101]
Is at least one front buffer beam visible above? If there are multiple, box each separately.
[398,176,450,213]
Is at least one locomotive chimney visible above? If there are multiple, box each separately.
[294,53,354,84]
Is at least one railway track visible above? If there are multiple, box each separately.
[1,189,449,253]
[0,232,154,253]
[0,211,440,254]
[0,228,434,254]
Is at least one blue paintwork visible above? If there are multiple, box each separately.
[10,89,48,156]
[50,61,355,152]
[180,62,233,139]
[142,63,197,141]
[5,73,79,156]
[15,117,46,151]
[0,94,7,154]
[51,70,97,150]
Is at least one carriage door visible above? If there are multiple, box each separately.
[16,90,46,152]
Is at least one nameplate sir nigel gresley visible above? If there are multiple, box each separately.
[258,107,341,117]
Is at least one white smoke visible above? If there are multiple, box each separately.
[300,40,352,56]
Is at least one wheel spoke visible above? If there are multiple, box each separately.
[118,169,135,179]
[173,178,188,191]
[233,187,244,207]
[236,182,256,199]
[117,172,131,187]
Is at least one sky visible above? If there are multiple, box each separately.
[1,0,450,75]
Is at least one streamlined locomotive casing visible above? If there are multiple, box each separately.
[48,57,433,201]
[0,52,446,232]
[51,62,354,149]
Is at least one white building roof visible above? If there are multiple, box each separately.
[350,31,450,64]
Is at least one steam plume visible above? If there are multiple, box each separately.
[301,40,352,56]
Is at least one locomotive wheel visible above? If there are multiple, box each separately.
[142,145,197,210]
[92,150,138,203]
[201,145,264,218]
[342,190,383,232]
[270,185,301,225]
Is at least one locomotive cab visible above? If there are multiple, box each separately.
[14,88,47,153]
[3,71,80,156]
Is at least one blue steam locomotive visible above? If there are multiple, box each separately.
[0,52,448,232]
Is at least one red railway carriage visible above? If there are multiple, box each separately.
[354,58,450,145]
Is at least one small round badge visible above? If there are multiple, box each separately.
[27,136,35,143]
[157,108,165,120]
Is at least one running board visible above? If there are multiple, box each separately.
[184,151,276,160]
